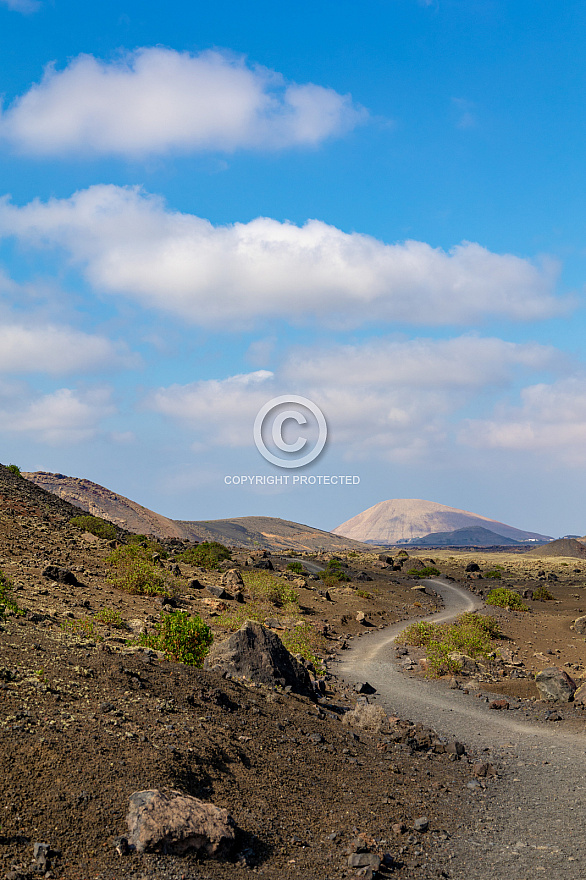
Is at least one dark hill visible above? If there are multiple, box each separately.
[408,526,521,547]
[526,537,586,558]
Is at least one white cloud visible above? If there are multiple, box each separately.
[0,0,40,13]
[283,336,559,389]
[0,323,137,374]
[151,370,274,447]
[460,377,586,462]
[150,336,560,462]
[0,185,568,328]
[0,387,116,444]
[0,47,365,157]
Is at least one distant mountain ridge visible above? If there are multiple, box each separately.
[22,471,368,553]
[333,498,552,545]
[408,526,521,547]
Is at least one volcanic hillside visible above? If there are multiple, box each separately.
[333,498,552,545]
[23,471,368,552]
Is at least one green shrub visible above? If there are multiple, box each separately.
[7,464,21,477]
[179,541,231,570]
[106,545,176,597]
[70,514,117,541]
[242,570,299,608]
[399,620,438,647]
[485,588,528,611]
[485,570,503,579]
[281,623,326,675]
[94,606,126,628]
[286,561,304,575]
[319,558,350,586]
[61,617,99,640]
[456,611,501,639]
[532,585,554,601]
[138,611,213,666]
[398,611,501,676]
[356,589,373,599]
[409,566,440,578]
[0,570,20,618]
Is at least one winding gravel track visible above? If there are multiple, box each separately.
[337,578,586,879]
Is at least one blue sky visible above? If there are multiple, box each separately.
[0,0,585,537]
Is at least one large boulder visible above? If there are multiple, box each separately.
[126,789,236,856]
[535,667,577,702]
[204,620,312,696]
[574,615,586,635]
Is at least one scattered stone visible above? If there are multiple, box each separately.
[473,762,496,778]
[113,836,130,856]
[356,611,367,623]
[188,578,204,590]
[447,652,479,675]
[449,676,460,689]
[446,741,465,757]
[204,620,313,696]
[348,852,381,870]
[573,615,586,635]
[465,562,481,572]
[378,554,394,565]
[354,681,377,695]
[254,558,274,570]
[207,585,230,600]
[489,699,509,710]
[546,710,562,722]
[414,817,429,832]
[535,667,577,702]
[523,589,534,600]
[221,569,244,589]
[126,788,236,856]
[392,822,407,834]
[573,683,586,704]
[42,564,78,586]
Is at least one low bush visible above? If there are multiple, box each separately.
[0,570,20,618]
[399,611,501,676]
[70,514,118,541]
[280,622,326,674]
[319,558,350,586]
[138,611,213,666]
[286,561,304,575]
[485,588,528,611]
[533,585,554,601]
[179,541,231,570]
[356,589,373,599]
[61,618,99,640]
[94,606,126,628]
[409,566,440,578]
[485,570,503,579]
[7,464,21,477]
[106,545,176,597]
[342,702,388,733]
[242,570,299,608]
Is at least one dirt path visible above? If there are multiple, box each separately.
[337,578,586,879]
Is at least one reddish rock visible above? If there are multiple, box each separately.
[126,788,236,856]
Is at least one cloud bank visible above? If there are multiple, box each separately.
[0,0,40,13]
[461,376,586,462]
[0,48,365,157]
[0,185,567,328]
[150,336,559,462]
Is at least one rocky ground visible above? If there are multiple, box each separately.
[0,465,495,880]
[4,464,586,879]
